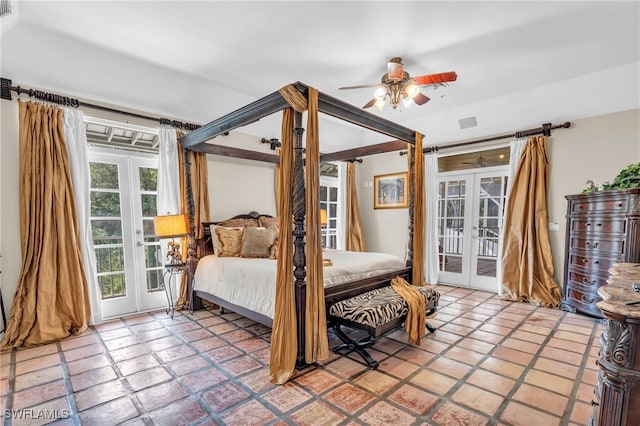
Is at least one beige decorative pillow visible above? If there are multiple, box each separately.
[215,227,244,257]
[259,216,279,230]
[269,238,279,260]
[217,218,259,228]
[240,227,277,258]
[209,225,241,255]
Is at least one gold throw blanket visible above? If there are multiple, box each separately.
[391,277,426,345]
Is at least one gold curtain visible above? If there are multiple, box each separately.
[1,102,91,350]
[501,136,561,307]
[303,88,329,364]
[345,161,366,252]
[270,108,297,384]
[409,133,426,286]
[270,84,328,383]
[175,142,210,310]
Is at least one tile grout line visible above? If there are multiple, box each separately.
[559,315,606,424]
[2,349,16,426]
[89,322,149,424]
[56,340,82,426]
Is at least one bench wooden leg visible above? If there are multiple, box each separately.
[331,323,379,369]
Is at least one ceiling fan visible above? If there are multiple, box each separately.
[462,155,503,168]
[339,57,457,111]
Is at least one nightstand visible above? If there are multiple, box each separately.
[162,262,191,319]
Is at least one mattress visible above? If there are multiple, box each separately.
[193,249,406,319]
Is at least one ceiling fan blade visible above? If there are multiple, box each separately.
[339,83,381,90]
[412,92,431,105]
[413,71,458,86]
[362,98,376,109]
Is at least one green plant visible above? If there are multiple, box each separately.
[582,180,600,194]
[602,162,640,190]
[583,163,640,193]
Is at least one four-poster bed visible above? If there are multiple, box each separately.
[178,81,425,369]
[191,211,411,327]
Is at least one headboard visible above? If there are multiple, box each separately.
[197,211,274,257]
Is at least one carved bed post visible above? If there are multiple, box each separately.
[291,111,307,368]
[406,144,415,272]
[183,147,200,310]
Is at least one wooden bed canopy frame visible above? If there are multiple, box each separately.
[178,81,423,366]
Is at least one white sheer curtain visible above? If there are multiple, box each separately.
[498,138,527,293]
[157,127,181,216]
[63,108,101,324]
[506,139,526,198]
[336,161,347,250]
[424,152,440,284]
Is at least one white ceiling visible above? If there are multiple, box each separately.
[1,1,639,152]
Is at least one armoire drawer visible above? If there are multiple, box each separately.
[567,270,609,289]
[570,218,626,234]
[568,253,620,273]
[565,285,602,316]
[569,236,626,256]
[570,197,629,214]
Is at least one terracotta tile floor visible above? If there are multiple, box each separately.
[0,285,604,425]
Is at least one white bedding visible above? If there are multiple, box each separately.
[193,249,406,319]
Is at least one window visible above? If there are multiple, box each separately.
[320,162,340,249]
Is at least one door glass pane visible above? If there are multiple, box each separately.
[329,187,338,202]
[139,167,157,191]
[439,180,464,273]
[320,183,339,249]
[475,176,506,277]
[91,162,128,300]
[91,162,119,189]
[91,192,121,216]
[141,194,157,217]
[138,166,163,293]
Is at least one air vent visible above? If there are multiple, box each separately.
[458,116,478,129]
[0,0,12,17]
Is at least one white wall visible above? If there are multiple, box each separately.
[205,132,277,220]
[0,100,20,320]
[546,108,640,286]
[358,108,640,287]
[357,150,411,260]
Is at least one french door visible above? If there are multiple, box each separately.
[88,149,165,319]
[437,168,509,291]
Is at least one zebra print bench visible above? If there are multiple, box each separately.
[328,285,440,369]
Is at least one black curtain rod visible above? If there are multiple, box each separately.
[399,121,571,156]
[1,77,201,131]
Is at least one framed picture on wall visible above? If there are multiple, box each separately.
[374,172,408,209]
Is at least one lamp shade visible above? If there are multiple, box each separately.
[320,209,328,225]
[153,214,187,238]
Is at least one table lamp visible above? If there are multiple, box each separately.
[153,214,188,265]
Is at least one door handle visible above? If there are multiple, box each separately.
[136,241,144,247]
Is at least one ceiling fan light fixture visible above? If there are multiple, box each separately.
[373,86,387,100]
[406,83,420,98]
[339,57,457,112]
